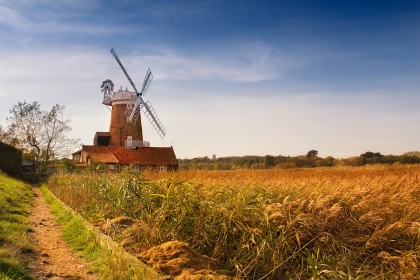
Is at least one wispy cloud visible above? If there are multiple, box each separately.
[145,1,225,18]
[0,46,418,157]
[0,1,123,35]
[0,4,28,29]
[124,43,305,82]
[0,1,302,83]
[0,46,113,145]
[0,44,302,108]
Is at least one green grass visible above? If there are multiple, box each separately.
[40,185,160,280]
[0,172,33,280]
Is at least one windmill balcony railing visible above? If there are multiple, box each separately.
[125,140,150,149]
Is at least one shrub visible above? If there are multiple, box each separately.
[0,142,22,177]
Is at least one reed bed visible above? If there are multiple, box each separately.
[47,165,420,279]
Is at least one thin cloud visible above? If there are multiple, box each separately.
[0,48,110,105]
[146,1,224,18]
[0,5,28,29]
[0,1,123,35]
[0,47,418,158]
[126,43,305,82]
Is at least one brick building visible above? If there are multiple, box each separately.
[72,87,178,171]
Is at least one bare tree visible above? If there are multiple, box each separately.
[0,124,6,142]
[0,124,18,146]
[7,101,79,173]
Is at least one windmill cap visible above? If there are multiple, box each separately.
[113,87,136,101]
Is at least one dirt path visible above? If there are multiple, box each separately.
[27,187,98,280]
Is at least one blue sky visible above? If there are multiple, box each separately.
[0,0,419,158]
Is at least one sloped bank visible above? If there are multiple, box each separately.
[0,173,33,279]
[99,216,229,279]
[40,186,160,280]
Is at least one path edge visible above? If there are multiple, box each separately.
[39,184,161,280]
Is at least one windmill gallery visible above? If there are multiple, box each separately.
[72,48,178,172]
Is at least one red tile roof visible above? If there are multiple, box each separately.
[89,152,119,163]
[80,145,178,166]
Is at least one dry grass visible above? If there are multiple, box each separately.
[47,165,420,279]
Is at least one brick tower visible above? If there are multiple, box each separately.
[108,87,143,146]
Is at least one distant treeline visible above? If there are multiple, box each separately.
[178,151,420,170]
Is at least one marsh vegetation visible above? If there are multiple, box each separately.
[47,165,420,279]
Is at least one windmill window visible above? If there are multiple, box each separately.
[132,164,140,171]
[109,164,115,170]
[157,165,167,172]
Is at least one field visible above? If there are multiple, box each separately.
[47,165,420,279]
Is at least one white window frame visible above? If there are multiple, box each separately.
[157,165,167,172]
[132,164,140,171]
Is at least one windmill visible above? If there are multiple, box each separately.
[109,48,166,139]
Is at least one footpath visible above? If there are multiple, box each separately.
[27,187,98,280]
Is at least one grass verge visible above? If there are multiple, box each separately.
[40,185,160,280]
[0,173,33,280]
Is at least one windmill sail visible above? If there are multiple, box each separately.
[141,100,166,139]
[111,48,166,139]
[125,96,166,139]
[111,48,140,95]
[140,68,153,96]
[125,97,142,124]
